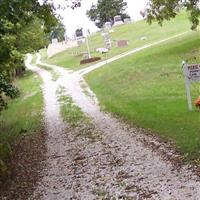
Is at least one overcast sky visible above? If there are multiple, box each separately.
[54,0,149,36]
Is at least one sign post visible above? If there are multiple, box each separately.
[183,62,200,111]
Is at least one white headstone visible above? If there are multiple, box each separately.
[124,18,131,24]
[52,38,58,44]
[113,15,123,26]
[104,22,112,30]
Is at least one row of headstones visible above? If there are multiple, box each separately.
[104,16,132,30]
[74,16,132,40]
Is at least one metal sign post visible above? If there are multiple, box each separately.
[183,62,200,111]
[85,29,91,59]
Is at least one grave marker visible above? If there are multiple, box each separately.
[52,38,58,44]
[113,15,123,26]
[117,40,128,47]
[104,22,112,30]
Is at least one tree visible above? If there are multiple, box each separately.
[0,0,59,111]
[16,17,50,54]
[51,22,66,42]
[87,0,129,28]
[145,0,200,30]
[0,0,82,111]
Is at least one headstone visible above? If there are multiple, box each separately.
[52,38,58,44]
[75,28,84,39]
[140,36,147,40]
[102,32,112,49]
[124,18,131,24]
[77,39,84,46]
[109,29,114,33]
[117,40,128,47]
[104,22,112,30]
[114,15,123,26]
[96,48,109,54]
[83,53,89,59]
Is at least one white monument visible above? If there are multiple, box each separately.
[124,18,132,24]
[52,38,58,44]
[104,22,112,30]
[113,15,123,26]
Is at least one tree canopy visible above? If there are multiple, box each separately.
[51,22,66,42]
[0,0,84,111]
[0,0,60,111]
[87,0,129,28]
[146,0,200,30]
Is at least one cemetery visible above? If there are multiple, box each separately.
[1,0,200,198]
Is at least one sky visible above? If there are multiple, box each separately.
[54,0,149,37]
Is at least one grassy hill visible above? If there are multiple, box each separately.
[0,71,43,179]
[86,30,200,161]
[42,11,200,161]
[45,12,192,70]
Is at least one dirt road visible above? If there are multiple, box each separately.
[25,51,200,200]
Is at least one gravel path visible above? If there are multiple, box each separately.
[25,47,200,200]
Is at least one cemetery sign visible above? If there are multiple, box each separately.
[183,62,200,111]
[184,64,200,82]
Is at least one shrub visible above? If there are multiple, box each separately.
[80,57,101,65]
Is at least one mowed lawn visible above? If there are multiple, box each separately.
[0,71,43,172]
[86,31,200,160]
[45,12,191,70]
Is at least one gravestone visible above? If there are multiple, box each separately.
[96,48,109,54]
[117,40,128,47]
[113,15,123,26]
[102,32,112,49]
[83,53,89,59]
[75,28,83,39]
[77,39,85,46]
[124,18,131,24]
[104,22,112,30]
[140,36,147,40]
[52,38,58,44]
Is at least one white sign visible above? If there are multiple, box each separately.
[184,64,200,82]
[183,63,200,111]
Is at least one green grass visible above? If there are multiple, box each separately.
[0,71,43,175]
[86,30,200,161]
[45,11,192,70]
[57,86,99,141]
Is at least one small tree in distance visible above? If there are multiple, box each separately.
[87,0,130,28]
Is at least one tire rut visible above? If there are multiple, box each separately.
[25,53,200,200]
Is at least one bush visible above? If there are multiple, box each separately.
[0,143,12,181]
[80,57,101,65]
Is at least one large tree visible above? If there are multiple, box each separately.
[145,0,200,30]
[0,0,60,111]
[87,0,129,28]
[51,22,66,42]
[0,0,82,111]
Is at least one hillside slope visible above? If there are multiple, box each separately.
[86,30,200,160]
[45,12,192,70]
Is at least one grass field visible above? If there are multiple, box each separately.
[45,12,192,70]
[0,71,43,176]
[86,30,200,161]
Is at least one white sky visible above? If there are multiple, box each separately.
[54,0,149,36]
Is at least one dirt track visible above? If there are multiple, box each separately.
[24,51,200,200]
